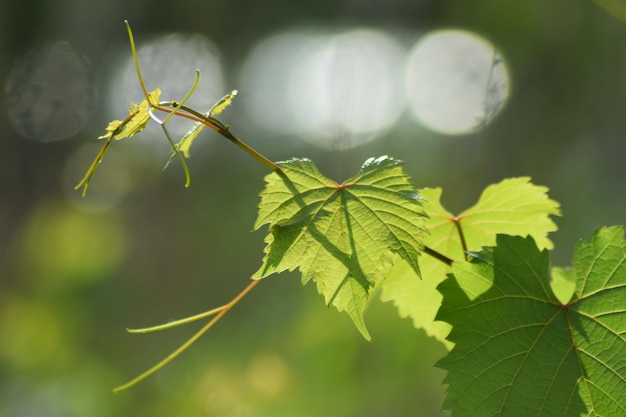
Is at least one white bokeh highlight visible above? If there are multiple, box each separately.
[240,28,407,149]
[405,29,510,135]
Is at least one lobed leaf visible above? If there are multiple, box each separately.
[253,156,428,340]
[380,178,561,347]
[173,90,238,159]
[209,89,238,116]
[436,228,626,416]
[75,89,162,196]
[99,89,161,140]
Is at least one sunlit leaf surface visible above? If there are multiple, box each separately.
[253,156,428,339]
[174,90,238,158]
[99,89,161,140]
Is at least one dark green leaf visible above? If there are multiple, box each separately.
[437,228,626,416]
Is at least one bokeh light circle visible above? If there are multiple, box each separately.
[405,29,510,135]
[4,41,97,142]
[239,30,328,136]
[240,28,407,149]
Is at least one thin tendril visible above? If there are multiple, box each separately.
[148,105,191,187]
[162,70,200,125]
[74,110,139,196]
[125,21,150,103]
[74,137,112,196]
[113,279,261,393]
[126,304,228,333]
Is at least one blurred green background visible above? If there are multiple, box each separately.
[1,1,626,416]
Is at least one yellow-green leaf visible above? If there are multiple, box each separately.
[209,90,237,116]
[175,90,238,158]
[76,88,162,196]
[177,120,206,159]
[254,156,428,340]
[98,120,123,139]
[381,177,561,347]
[100,88,161,140]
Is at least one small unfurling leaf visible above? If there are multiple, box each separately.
[76,88,161,195]
[102,88,161,140]
[209,89,237,116]
[173,90,238,159]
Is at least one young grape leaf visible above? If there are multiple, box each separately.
[175,90,238,158]
[436,228,626,417]
[99,88,161,140]
[380,178,561,347]
[209,89,238,116]
[253,156,428,340]
[75,88,162,196]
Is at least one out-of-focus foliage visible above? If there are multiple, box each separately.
[2,0,626,416]
[595,0,626,21]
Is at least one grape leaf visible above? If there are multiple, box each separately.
[436,228,626,417]
[175,90,238,158]
[75,88,162,196]
[99,88,161,140]
[253,156,428,340]
[380,178,561,347]
[209,89,238,116]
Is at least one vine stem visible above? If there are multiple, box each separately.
[125,20,281,176]
[112,22,457,394]
[113,279,261,394]
[155,102,281,172]
[422,245,453,266]
[108,23,278,393]
[148,105,192,187]
[453,217,470,260]
[74,109,139,196]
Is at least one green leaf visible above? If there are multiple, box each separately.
[209,89,237,116]
[172,90,238,159]
[379,188,457,348]
[99,88,161,140]
[75,88,162,196]
[380,178,561,347]
[436,229,626,416]
[253,156,428,340]
[455,176,561,250]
